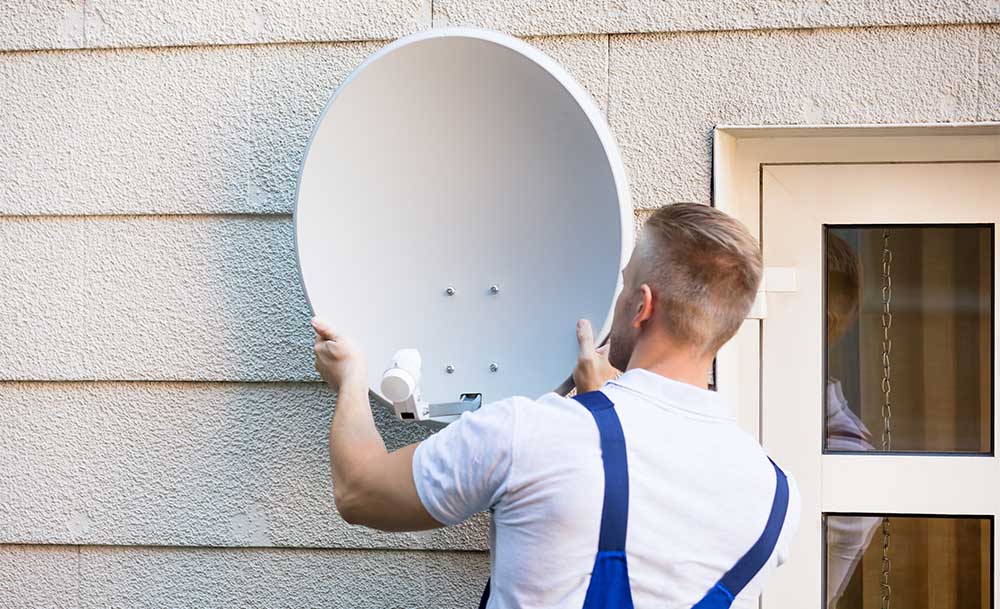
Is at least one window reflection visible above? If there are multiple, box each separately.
[824,226,992,454]
[825,514,991,609]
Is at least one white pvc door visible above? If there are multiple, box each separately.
[759,162,1000,609]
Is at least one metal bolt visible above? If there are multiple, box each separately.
[445,287,456,296]
[489,284,500,295]
[445,365,455,374]
[489,362,499,373]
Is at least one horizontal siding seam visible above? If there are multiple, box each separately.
[0,540,489,554]
[0,20,990,56]
[0,212,294,221]
[0,34,394,57]
[0,209,655,223]
[603,18,991,40]
[0,379,323,386]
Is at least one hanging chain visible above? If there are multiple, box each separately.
[880,229,894,452]
[879,228,893,609]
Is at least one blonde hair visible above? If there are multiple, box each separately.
[641,203,763,354]
[826,232,860,314]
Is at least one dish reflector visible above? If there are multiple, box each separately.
[295,27,633,407]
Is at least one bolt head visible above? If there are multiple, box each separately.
[489,362,499,373]
[489,285,500,294]
[445,287,456,296]
[445,365,456,374]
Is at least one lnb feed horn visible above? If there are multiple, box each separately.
[381,349,483,430]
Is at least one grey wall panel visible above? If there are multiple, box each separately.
[0,43,365,216]
[0,544,79,609]
[0,0,429,52]
[434,0,999,37]
[77,545,487,609]
[0,216,314,381]
[609,26,982,208]
[979,25,1000,121]
[0,1,86,52]
[1,35,606,216]
[0,544,488,609]
[4,0,994,52]
[0,381,487,550]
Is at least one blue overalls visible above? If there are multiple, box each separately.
[478,390,790,609]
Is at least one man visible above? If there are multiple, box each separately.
[824,233,880,607]
[312,203,800,608]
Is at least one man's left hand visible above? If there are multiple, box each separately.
[573,319,621,393]
[312,317,367,391]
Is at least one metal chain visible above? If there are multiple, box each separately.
[881,229,894,453]
[879,228,893,609]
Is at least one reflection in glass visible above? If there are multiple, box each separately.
[824,226,992,454]
[825,514,991,609]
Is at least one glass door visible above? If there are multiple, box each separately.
[758,161,1000,608]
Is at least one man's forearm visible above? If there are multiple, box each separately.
[329,376,386,515]
[312,318,438,531]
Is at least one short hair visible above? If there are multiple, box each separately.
[826,232,860,314]
[640,203,762,354]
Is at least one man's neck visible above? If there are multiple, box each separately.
[625,339,713,390]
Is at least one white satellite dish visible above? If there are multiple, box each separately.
[295,27,633,427]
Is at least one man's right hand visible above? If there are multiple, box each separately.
[573,319,621,394]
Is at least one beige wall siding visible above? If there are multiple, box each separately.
[1,216,312,380]
[0,382,487,549]
[1,1,997,606]
[612,25,985,208]
[3,1,997,51]
[434,0,1000,37]
[2,544,487,608]
[981,25,1000,116]
[0,34,605,216]
[76,545,487,608]
[0,1,432,51]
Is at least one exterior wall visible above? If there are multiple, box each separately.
[1,2,997,607]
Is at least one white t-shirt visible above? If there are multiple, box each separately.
[824,379,880,607]
[412,368,801,609]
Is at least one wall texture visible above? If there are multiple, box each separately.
[1,2,997,607]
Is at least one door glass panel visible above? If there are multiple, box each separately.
[825,514,992,609]
[824,225,993,454]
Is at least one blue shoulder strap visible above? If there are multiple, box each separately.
[477,390,631,609]
[690,459,789,608]
[573,390,630,552]
[576,390,635,609]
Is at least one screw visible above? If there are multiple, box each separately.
[489,362,499,373]
[445,365,455,374]
[489,285,500,295]
[445,287,456,296]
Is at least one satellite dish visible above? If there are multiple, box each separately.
[295,27,633,427]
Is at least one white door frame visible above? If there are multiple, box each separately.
[712,123,1000,608]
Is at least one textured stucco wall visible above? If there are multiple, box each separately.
[1,1,997,607]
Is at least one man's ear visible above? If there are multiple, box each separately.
[632,284,655,328]
[826,309,839,336]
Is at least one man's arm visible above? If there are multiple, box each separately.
[313,316,613,531]
[312,317,442,532]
